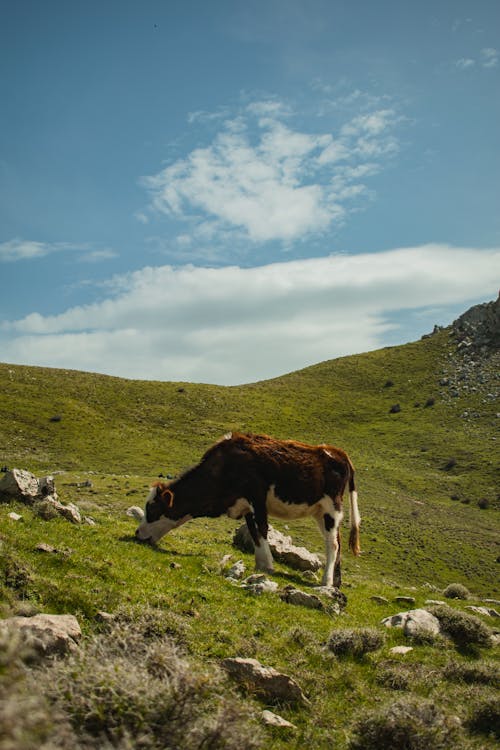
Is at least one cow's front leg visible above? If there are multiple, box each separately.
[245,510,274,573]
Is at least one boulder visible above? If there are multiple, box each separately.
[221,657,310,706]
[382,609,441,638]
[0,613,81,661]
[0,469,46,504]
[233,524,322,572]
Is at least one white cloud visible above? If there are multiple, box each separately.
[1,245,498,385]
[455,58,475,70]
[481,48,498,68]
[0,238,65,262]
[142,99,402,249]
[0,238,117,264]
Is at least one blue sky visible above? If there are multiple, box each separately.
[1,0,499,384]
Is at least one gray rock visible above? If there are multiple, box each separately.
[226,560,246,580]
[0,469,58,505]
[0,614,81,660]
[261,710,296,729]
[389,646,414,655]
[394,596,416,605]
[465,606,500,618]
[233,524,321,572]
[280,587,324,610]
[8,512,23,521]
[382,609,441,637]
[221,657,310,706]
[241,575,279,595]
[371,595,390,605]
[126,505,145,520]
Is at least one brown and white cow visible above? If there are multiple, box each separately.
[135,432,360,587]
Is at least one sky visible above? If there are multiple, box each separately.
[1,0,499,385]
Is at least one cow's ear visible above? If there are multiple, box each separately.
[152,482,175,508]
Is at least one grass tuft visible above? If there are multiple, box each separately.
[428,604,493,650]
[348,697,465,750]
[327,628,385,658]
[443,583,471,600]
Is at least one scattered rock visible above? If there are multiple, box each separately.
[126,506,145,521]
[241,575,279,595]
[233,524,322,572]
[371,596,390,605]
[225,560,246,580]
[35,542,57,553]
[389,404,401,414]
[221,657,310,707]
[280,586,324,611]
[261,710,296,729]
[394,596,416,605]
[0,613,81,661]
[465,606,500,618]
[313,586,348,610]
[389,646,414,655]
[382,609,441,638]
[8,511,23,522]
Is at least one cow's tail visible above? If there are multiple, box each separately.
[347,459,361,556]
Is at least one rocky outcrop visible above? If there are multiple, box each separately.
[451,295,500,352]
[0,469,83,523]
[233,524,322,572]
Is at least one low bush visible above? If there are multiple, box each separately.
[443,659,500,687]
[349,697,465,750]
[428,604,492,649]
[466,696,500,739]
[1,613,261,750]
[327,628,385,658]
[443,583,470,600]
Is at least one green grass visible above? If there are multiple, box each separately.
[1,327,499,748]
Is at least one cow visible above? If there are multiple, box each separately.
[135,432,361,588]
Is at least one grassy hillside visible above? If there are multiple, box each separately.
[1,326,499,749]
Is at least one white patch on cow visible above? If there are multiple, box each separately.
[224,432,232,440]
[254,536,274,572]
[227,497,252,519]
[266,485,320,520]
[323,448,333,458]
[136,514,192,543]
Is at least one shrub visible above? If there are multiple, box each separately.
[349,697,465,750]
[1,614,261,750]
[466,696,500,739]
[443,660,500,687]
[443,583,470,600]
[327,628,384,658]
[428,604,492,649]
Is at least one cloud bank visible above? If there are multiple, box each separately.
[1,245,498,385]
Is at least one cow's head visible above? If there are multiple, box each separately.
[135,483,192,544]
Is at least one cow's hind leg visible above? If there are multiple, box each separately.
[317,510,343,587]
[245,511,274,573]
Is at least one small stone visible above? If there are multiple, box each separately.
[465,606,500,618]
[280,587,324,610]
[261,710,296,729]
[389,646,414,655]
[8,512,23,521]
[35,543,57,553]
[371,595,389,605]
[226,560,246,580]
[126,506,144,520]
[394,596,416,605]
